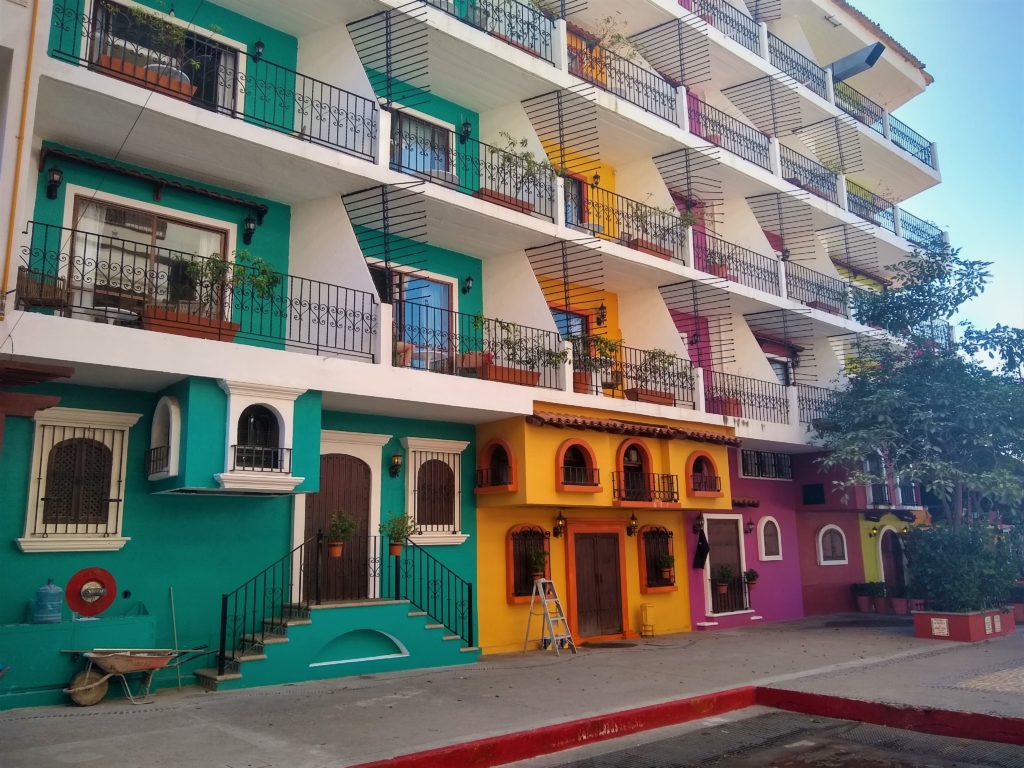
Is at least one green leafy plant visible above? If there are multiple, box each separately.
[379,514,416,542]
[866,581,887,598]
[850,582,872,598]
[489,318,569,371]
[656,554,675,570]
[633,348,694,391]
[328,512,359,543]
[743,569,759,583]
[527,548,549,573]
[176,250,281,312]
[570,334,622,373]
[1009,585,1024,604]
[489,132,558,199]
[715,564,734,583]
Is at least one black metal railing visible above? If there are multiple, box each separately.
[561,465,600,486]
[230,445,291,473]
[779,145,839,205]
[796,383,836,425]
[691,473,721,492]
[687,94,771,170]
[572,341,696,407]
[912,320,954,350]
[18,222,378,359]
[845,180,897,234]
[784,261,849,317]
[710,576,749,613]
[390,120,557,221]
[391,535,474,646]
[612,472,680,503]
[899,209,944,251]
[869,483,890,506]
[896,482,920,507]
[575,187,688,260]
[685,0,759,53]
[705,370,789,424]
[423,0,555,63]
[889,114,935,168]
[567,36,677,122]
[475,467,512,487]
[832,81,884,135]
[767,33,828,100]
[145,445,169,477]
[393,301,565,390]
[50,0,378,161]
[692,233,781,295]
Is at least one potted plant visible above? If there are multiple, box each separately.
[702,248,733,280]
[527,548,549,582]
[714,564,733,594]
[869,581,888,614]
[743,569,759,591]
[571,335,622,392]
[485,319,569,386]
[476,132,557,214]
[624,348,692,406]
[850,582,872,613]
[622,201,694,260]
[327,512,358,558]
[888,583,909,615]
[380,514,416,557]
[656,554,675,581]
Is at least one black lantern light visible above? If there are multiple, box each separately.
[552,511,567,538]
[46,167,64,200]
[242,215,257,245]
[253,40,265,62]
[389,453,403,477]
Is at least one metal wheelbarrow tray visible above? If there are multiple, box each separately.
[63,648,203,706]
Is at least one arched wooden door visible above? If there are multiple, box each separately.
[880,530,906,590]
[304,454,372,602]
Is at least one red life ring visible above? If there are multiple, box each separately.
[66,568,117,616]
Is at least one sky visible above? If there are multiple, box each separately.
[851,0,1024,330]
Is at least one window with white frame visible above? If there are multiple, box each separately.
[895,476,919,506]
[19,407,141,552]
[816,524,848,566]
[402,436,470,545]
[147,395,180,480]
[757,516,783,561]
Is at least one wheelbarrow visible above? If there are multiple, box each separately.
[63,647,208,706]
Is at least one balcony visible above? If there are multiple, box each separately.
[846,180,897,235]
[889,114,935,168]
[16,222,379,359]
[784,261,850,317]
[691,472,721,493]
[796,383,836,425]
[231,445,292,473]
[692,233,782,296]
[779,146,840,206]
[145,445,170,477]
[392,301,564,390]
[390,119,558,222]
[899,209,945,251]
[832,81,884,136]
[50,1,378,162]
[612,472,679,503]
[709,577,750,613]
[687,94,772,171]
[705,370,789,424]
[560,465,600,487]
[682,0,759,54]
[571,341,696,408]
[573,188,688,261]
[423,0,556,63]
[475,466,512,488]
[767,33,828,101]
[567,35,677,122]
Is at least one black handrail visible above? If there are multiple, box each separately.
[705,370,789,424]
[832,81,884,136]
[691,473,721,492]
[784,261,850,317]
[145,445,169,477]
[20,222,379,359]
[612,472,680,502]
[709,576,750,613]
[567,36,677,122]
[230,445,292,473]
[767,33,828,100]
[560,465,600,486]
[422,0,555,63]
[796,383,836,425]
[575,187,688,260]
[685,0,759,53]
[571,340,696,407]
[898,209,944,251]
[779,145,839,206]
[687,94,772,170]
[50,0,378,161]
[392,535,474,646]
[846,180,897,234]
[692,232,781,295]
[889,114,935,168]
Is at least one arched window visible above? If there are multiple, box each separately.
[758,516,782,560]
[43,438,113,525]
[147,395,180,479]
[416,459,455,529]
[476,440,516,491]
[619,441,651,501]
[235,404,281,470]
[817,524,848,565]
[556,439,600,492]
[686,451,722,496]
[563,445,589,484]
[639,525,676,592]
[506,525,549,602]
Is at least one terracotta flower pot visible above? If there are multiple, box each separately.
[745,580,757,591]
[328,541,344,559]
[388,542,404,557]
[908,598,926,612]
[716,582,729,595]
[890,597,909,615]
[532,571,545,583]
[855,595,872,613]
[660,568,673,581]
[872,596,889,615]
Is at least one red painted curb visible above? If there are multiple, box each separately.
[755,687,1024,747]
[348,685,757,768]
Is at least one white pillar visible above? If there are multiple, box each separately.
[881,111,892,140]
[824,68,835,105]
[554,176,566,228]
[693,367,706,413]
[778,258,789,300]
[892,205,903,239]
[552,19,569,74]
[378,301,394,367]
[677,85,690,133]
[561,339,573,393]
[836,172,848,211]
[928,142,940,172]
[758,22,769,60]
[786,385,800,429]
[769,137,782,177]
[684,225,695,268]
[376,109,393,169]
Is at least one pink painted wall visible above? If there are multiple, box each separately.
[795,510,866,615]
[792,451,869,511]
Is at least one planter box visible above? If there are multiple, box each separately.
[624,387,674,406]
[573,371,592,394]
[96,54,198,103]
[141,306,240,342]
[913,609,1016,643]
[473,188,534,215]
[807,299,844,316]
[1013,603,1024,623]
[707,396,743,417]
[627,238,672,260]
[483,363,541,387]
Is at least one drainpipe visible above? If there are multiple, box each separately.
[1,0,41,321]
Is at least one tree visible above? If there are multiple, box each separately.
[817,245,1024,528]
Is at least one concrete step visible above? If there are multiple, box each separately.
[424,623,444,630]
[442,635,461,641]
[459,646,480,653]
[408,611,428,617]
[193,667,243,691]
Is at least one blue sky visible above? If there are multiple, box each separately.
[852,0,1024,330]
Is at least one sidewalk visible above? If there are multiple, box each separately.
[1,616,1020,768]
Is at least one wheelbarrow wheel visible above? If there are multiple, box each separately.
[68,669,108,706]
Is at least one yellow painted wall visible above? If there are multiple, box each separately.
[836,266,884,292]
[859,510,929,581]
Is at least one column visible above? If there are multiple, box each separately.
[552,19,569,74]
[677,85,690,134]
[824,68,835,105]
[561,339,573,393]
[378,301,394,367]
[684,226,695,268]
[693,367,706,413]
[881,111,891,140]
[836,173,848,211]
[758,22,769,61]
[376,109,393,170]
[769,137,782,177]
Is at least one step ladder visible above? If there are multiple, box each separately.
[523,579,577,656]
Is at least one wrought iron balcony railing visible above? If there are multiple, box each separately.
[784,261,850,317]
[17,222,379,359]
[390,120,558,221]
[475,467,513,487]
[423,0,555,63]
[899,209,945,251]
[889,114,935,168]
[231,445,292,473]
[567,36,677,122]
[796,383,837,425]
[571,339,696,408]
[704,370,789,424]
[145,445,170,477]
[50,0,378,161]
[687,94,772,171]
[779,145,840,206]
[612,472,680,503]
[767,33,828,100]
[709,576,750,614]
[832,81,884,136]
[683,0,759,54]
[573,187,688,260]
[561,465,601,486]
[846,180,897,235]
[393,301,565,390]
[691,473,721,493]
[692,233,782,296]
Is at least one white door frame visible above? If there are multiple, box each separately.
[701,512,750,617]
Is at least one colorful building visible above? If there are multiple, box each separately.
[0,0,941,707]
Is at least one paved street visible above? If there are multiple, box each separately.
[1,616,1021,768]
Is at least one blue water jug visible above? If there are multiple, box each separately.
[33,579,63,624]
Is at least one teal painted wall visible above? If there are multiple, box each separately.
[0,383,294,705]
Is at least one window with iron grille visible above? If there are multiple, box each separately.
[19,408,141,552]
[509,525,548,600]
[402,437,469,542]
[740,450,792,480]
[640,526,674,590]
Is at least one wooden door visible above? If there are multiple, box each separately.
[707,518,744,613]
[304,454,372,602]
[574,533,622,637]
[880,530,906,589]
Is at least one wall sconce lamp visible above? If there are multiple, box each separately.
[692,514,704,534]
[901,526,910,535]
[595,303,607,327]
[780,248,791,261]
[592,172,601,188]
[46,167,64,200]
[462,275,474,295]
[389,453,404,477]
[552,511,567,538]
[459,120,472,144]
[868,525,879,538]
[626,513,639,537]
[744,519,755,535]
[242,215,258,245]
[252,40,265,62]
